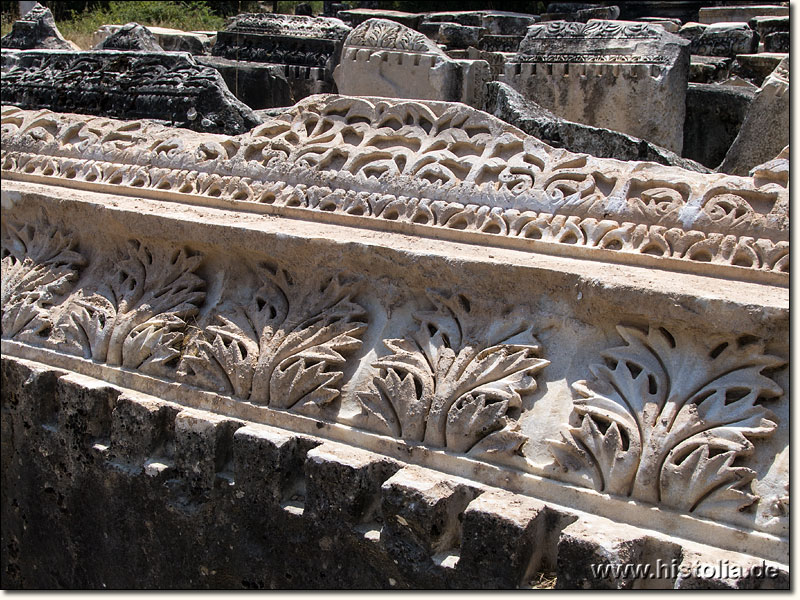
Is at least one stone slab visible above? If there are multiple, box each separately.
[196,55,293,110]
[698,5,789,24]
[689,22,757,57]
[504,20,691,153]
[731,52,787,86]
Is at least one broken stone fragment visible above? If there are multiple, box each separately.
[0,2,78,51]
[484,81,710,172]
[689,22,757,57]
[718,56,789,175]
[94,22,163,52]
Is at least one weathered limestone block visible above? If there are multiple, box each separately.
[503,20,690,153]
[0,2,78,51]
[91,24,211,54]
[635,17,681,33]
[95,22,163,52]
[749,15,789,43]
[334,19,491,108]
[435,23,486,49]
[698,4,789,25]
[689,55,732,83]
[683,82,754,168]
[477,35,523,53]
[212,13,351,68]
[0,50,262,134]
[0,93,789,586]
[485,81,709,171]
[718,56,789,175]
[689,22,757,57]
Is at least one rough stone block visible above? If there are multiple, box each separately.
[504,19,690,153]
[380,467,481,563]
[196,56,293,110]
[0,3,77,51]
[94,22,163,52]
[109,393,180,466]
[698,5,788,25]
[457,490,549,588]
[555,519,648,589]
[719,55,789,174]
[174,410,244,492]
[232,425,319,507]
[55,374,120,460]
[763,31,789,52]
[304,441,400,526]
[337,8,422,30]
[683,82,754,168]
[690,22,757,57]
[689,54,732,83]
[731,52,787,86]
[436,23,486,49]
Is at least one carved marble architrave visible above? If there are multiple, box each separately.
[0,98,789,569]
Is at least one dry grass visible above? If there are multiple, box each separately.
[526,571,558,589]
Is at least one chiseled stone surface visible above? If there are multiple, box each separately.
[0,50,262,135]
[698,4,789,25]
[0,91,790,587]
[718,56,789,175]
[503,20,690,153]
[688,22,757,57]
[0,2,78,51]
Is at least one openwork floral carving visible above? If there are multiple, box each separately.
[180,264,367,416]
[1,214,85,339]
[346,19,431,52]
[60,240,205,375]
[549,326,783,513]
[358,292,548,459]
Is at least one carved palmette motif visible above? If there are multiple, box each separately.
[358,292,548,459]
[179,263,367,416]
[1,214,85,340]
[345,19,431,52]
[549,326,783,513]
[59,240,205,376]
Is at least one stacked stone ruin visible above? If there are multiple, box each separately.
[0,1,790,590]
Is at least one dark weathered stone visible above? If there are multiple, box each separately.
[95,22,163,52]
[337,8,422,29]
[196,56,293,109]
[763,31,789,52]
[295,2,314,17]
[689,22,757,57]
[748,15,789,41]
[0,2,76,50]
[689,55,732,83]
[477,34,522,52]
[484,82,710,172]
[0,50,263,135]
[682,82,754,168]
[731,52,786,86]
[436,23,486,49]
[212,13,350,69]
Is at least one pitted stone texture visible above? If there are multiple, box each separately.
[457,490,550,588]
[719,56,789,175]
[555,519,650,589]
[763,31,788,52]
[504,20,690,153]
[0,3,77,51]
[232,425,320,507]
[689,22,757,57]
[683,82,754,168]
[485,81,709,172]
[334,19,491,108]
[95,22,163,52]
[0,50,262,135]
[174,410,244,492]
[380,467,481,564]
[109,394,180,468]
[304,442,400,525]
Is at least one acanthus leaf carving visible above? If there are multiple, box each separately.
[1,213,85,340]
[548,325,783,514]
[180,263,367,416]
[358,292,548,459]
[60,239,205,375]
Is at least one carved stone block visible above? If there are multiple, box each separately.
[503,20,690,153]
